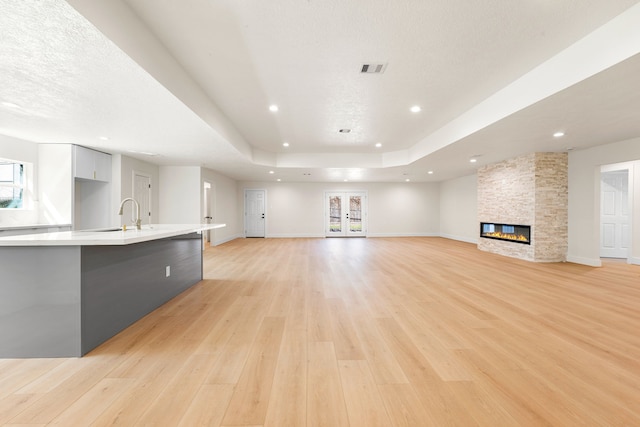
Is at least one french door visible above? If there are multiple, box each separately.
[325,192,367,237]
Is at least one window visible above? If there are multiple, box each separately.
[0,159,25,209]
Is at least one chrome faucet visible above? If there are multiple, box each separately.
[118,198,141,230]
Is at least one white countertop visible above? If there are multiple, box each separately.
[0,223,226,246]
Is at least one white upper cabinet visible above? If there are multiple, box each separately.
[93,150,112,182]
[73,145,111,182]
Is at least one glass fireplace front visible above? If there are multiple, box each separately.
[480,222,531,245]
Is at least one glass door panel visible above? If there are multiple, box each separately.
[329,195,343,234]
[349,195,362,233]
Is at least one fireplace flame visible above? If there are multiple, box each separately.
[483,231,529,242]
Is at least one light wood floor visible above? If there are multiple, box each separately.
[1,237,640,426]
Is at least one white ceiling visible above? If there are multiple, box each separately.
[1,0,640,182]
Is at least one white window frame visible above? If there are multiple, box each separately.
[0,158,28,209]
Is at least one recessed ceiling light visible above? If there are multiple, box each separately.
[375,143,382,148]
[99,136,109,141]
[269,105,279,112]
[428,170,434,174]
[344,179,348,182]
[282,142,289,147]
[127,150,158,156]
[405,178,410,182]
[410,105,422,113]
[269,170,275,174]
[339,129,351,133]
[277,178,281,182]
[469,154,483,164]
[553,131,565,138]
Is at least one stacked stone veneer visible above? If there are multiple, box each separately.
[478,152,568,262]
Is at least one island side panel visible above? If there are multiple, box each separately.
[80,232,202,355]
[0,246,82,358]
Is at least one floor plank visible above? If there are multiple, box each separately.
[48,378,134,426]
[338,360,392,427]
[307,342,350,427]
[221,317,285,426]
[177,384,234,427]
[264,326,307,427]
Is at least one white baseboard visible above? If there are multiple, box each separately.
[235,233,460,239]
[366,232,439,238]
[266,233,325,238]
[566,255,602,267]
[439,233,478,244]
[213,234,242,246]
[629,256,640,266]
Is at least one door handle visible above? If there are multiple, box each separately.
[204,216,213,220]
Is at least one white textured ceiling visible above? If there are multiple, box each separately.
[1,0,640,182]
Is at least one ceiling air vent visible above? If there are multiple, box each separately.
[361,63,387,74]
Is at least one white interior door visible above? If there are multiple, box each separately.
[203,181,213,245]
[325,192,366,237]
[132,171,151,225]
[245,189,266,238]
[600,170,630,258]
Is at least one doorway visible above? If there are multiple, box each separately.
[203,181,214,246]
[132,171,152,225]
[245,189,266,238]
[325,191,367,237]
[600,169,630,259]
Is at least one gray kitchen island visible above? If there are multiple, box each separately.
[0,223,225,358]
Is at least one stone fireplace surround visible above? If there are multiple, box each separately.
[478,152,568,262]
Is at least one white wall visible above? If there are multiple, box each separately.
[238,181,440,238]
[38,144,73,226]
[201,168,240,245]
[367,183,439,237]
[240,182,325,237]
[159,166,201,223]
[439,174,478,243]
[110,154,122,227]
[0,135,40,226]
[157,166,241,245]
[568,137,640,266]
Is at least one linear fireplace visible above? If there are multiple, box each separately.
[480,222,531,245]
